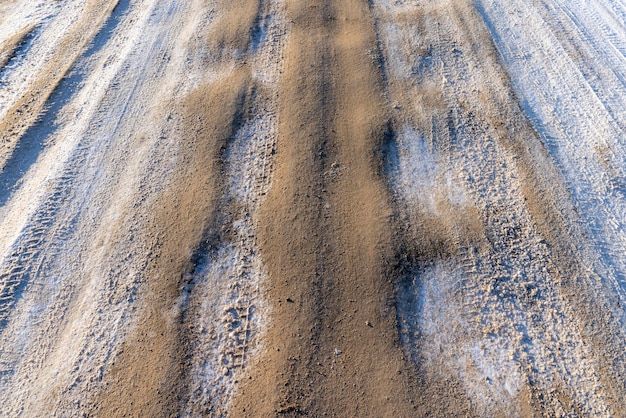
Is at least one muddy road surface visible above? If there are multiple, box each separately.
[1,0,626,416]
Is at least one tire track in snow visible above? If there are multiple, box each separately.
[0,0,123,171]
[86,0,286,414]
[0,0,198,415]
[2,0,626,415]
[0,0,142,335]
[0,23,37,72]
[373,0,626,415]
[475,2,626,410]
[0,0,135,337]
[475,0,626,304]
[179,0,286,414]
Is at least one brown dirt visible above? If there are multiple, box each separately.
[229,1,421,416]
[207,0,260,56]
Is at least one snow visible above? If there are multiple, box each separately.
[476,0,626,300]
[376,0,624,414]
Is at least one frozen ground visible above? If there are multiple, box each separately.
[1,0,626,415]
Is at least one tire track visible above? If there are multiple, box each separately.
[2,0,625,415]
[0,0,198,415]
[0,0,122,172]
[180,1,287,414]
[0,0,139,334]
[0,162,77,330]
[475,0,626,302]
[231,0,419,415]
[374,0,626,415]
[0,23,37,72]
[0,0,138,337]
[88,0,279,415]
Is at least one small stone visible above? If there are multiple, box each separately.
[366,321,373,327]
[334,348,342,355]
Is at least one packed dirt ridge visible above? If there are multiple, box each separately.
[2,0,626,416]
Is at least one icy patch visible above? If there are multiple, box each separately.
[397,261,524,415]
[388,126,468,218]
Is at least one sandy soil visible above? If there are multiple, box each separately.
[1,0,626,416]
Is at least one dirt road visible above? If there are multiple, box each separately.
[1,0,626,416]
